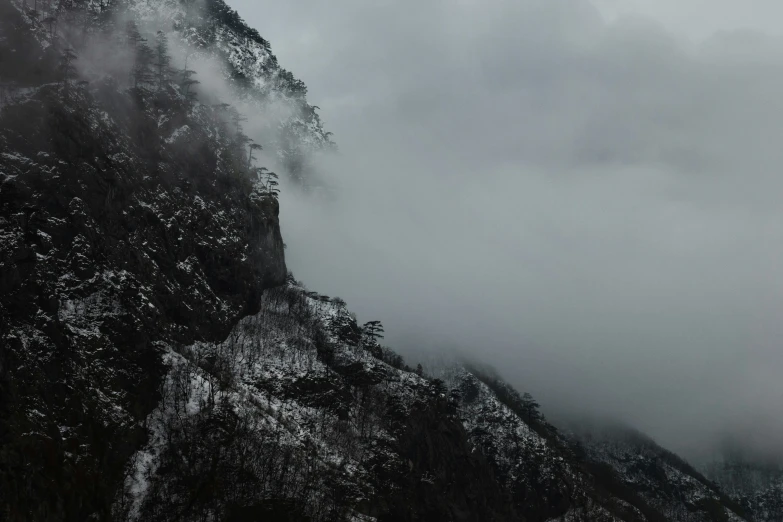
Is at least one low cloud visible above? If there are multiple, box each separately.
[232,0,783,461]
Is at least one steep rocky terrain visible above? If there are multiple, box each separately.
[704,458,783,522]
[114,281,522,521]
[566,424,751,522]
[0,0,775,521]
[1,0,289,518]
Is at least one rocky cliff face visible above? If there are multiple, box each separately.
[0,0,287,519]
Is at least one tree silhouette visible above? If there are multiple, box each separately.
[521,392,541,422]
[180,57,200,104]
[58,47,78,94]
[247,142,262,168]
[362,321,384,348]
[125,20,143,47]
[132,40,154,89]
[229,105,246,132]
[154,31,171,91]
[227,106,250,155]
[329,310,361,347]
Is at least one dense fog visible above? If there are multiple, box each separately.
[231,0,783,462]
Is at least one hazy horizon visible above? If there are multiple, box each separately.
[229,0,783,463]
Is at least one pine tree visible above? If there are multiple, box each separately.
[329,310,361,347]
[154,31,171,91]
[228,105,246,132]
[430,379,448,399]
[252,166,267,183]
[180,57,200,104]
[58,47,78,93]
[125,20,142,47]
[521,392,541,422]
[247,142,262,168]
[228,106,247,139]
[125,21,154,89]
[227,107,250,160]
[132,41,155,89]
[362,321,384,348]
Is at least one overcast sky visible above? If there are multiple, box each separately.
[228,0,783,461]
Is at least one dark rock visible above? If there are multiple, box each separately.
[0,32,285,522]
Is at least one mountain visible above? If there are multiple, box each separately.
[565,422,752,522]
[0,0,773,520]
[1,0,291,518]
[703,456,783,522]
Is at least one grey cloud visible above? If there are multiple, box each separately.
[229,0,783,461]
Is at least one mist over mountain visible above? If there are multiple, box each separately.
[1,0,780,521]
[233,0,783,463]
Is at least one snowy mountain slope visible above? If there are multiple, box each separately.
[446,368,580,519]
[704,459,783,522]
[118,272,757,521]
[115,279,520,521]
[124,0,334,183]
[733,479,783,522]
[0,0,287,519]
[447,368,669,522]
[569,424,751,522]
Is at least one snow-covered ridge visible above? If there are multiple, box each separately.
[574,425,751,521]
[125,0,334,157]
